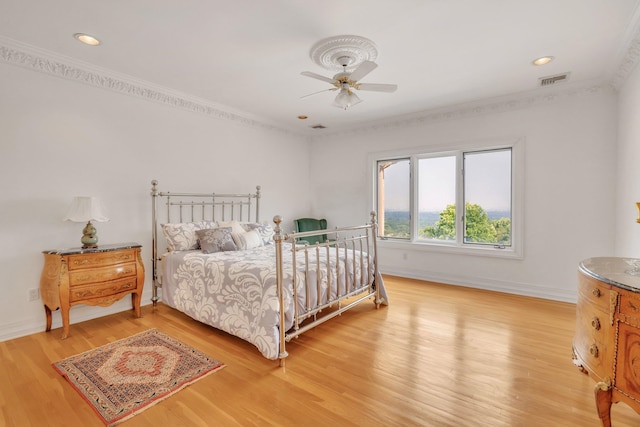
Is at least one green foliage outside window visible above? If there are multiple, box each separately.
[420,203,511,245]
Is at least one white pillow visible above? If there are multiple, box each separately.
[242,222,275,245]
[232,229,263,250]
[217,220,246,235]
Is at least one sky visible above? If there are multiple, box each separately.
[381,149,511,212]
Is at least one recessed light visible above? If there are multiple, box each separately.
[532,56,553,66]
[74,33,101,46]
[297,115,308,120]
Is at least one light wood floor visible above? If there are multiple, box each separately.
[1,275,638,426]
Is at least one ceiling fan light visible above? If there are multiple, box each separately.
[333,89,362,110]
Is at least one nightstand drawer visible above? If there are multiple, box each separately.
[70,277,138,302]
[67,249,137,270]
[69,263,136,286]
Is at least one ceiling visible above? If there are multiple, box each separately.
[1,0,640,134]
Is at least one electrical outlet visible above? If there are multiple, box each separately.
[28,288,39,302]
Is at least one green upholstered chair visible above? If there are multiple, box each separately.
[294,218,328,245]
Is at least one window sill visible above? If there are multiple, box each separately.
[377,238,523,260]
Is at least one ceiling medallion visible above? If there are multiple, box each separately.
[310,35,378,72]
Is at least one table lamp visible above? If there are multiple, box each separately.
[63,196,109,248]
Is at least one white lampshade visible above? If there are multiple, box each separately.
[333,89,362,110]
[63,197,109,223]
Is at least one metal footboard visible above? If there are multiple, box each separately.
[273,213,381,367]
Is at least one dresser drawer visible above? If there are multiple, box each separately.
[69,263,136,286]
[578,274,610,309]
[575,296,612,378]
[69,276,138,302]
[67,249,138,270]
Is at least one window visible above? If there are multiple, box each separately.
[373,140,521,257]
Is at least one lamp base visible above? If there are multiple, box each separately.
[81,221,99,248]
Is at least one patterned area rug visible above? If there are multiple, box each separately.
[52,329,225,426]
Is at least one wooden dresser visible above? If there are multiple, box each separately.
[40,242,145,339]
[573,257,640,426]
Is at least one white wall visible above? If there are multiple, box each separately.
[616,62,640,256]
[309,85,619,302]
[0,62,312,341]
[0,46,630,342]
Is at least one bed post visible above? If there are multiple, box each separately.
[151,180,159,307]
[273,215,288,368]
[371,211,382,308]
[255,186,261,222]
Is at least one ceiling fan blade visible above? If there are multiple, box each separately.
[357,83,398,93]
[301,71,336,84]
[349,61,378,82]
[300,88,337,99]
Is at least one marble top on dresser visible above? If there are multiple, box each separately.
[42,242,141,256]
[580,257,640,293]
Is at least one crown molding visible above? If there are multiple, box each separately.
[310,81,614,140]
[610,3,640,89]
[0,36,300,137]
[1,31,637,142]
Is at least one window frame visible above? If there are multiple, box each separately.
[369,138,524,259]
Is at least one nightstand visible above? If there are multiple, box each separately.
[39,242,145,339]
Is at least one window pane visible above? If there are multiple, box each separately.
[463,149,512,245]
[377,159,410,239]
[418,156,456,241]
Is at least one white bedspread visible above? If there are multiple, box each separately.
[161,243,387,360]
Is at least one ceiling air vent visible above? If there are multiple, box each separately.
[539,72,570,87]
[311,124,326,129]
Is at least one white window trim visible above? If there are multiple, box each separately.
[368,137,524,259]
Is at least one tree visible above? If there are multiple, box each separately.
[421,204,456,240]
[421,203,510,245]
[463,203,496,243]
[493,217,511,245]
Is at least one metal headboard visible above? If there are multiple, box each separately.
[150,179,261,305]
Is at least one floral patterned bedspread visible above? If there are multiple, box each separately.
[161,243,387,360]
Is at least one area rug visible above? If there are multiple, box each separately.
[52,329,225,426]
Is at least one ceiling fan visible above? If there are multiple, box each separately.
[301,56,397,110]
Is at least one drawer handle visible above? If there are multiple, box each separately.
[591,317,601,331]
[592,288,601,297]
[590,344,599,358]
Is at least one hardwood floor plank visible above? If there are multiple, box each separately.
[0,275,638,426]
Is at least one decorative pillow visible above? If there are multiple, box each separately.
[196,227,237,254]
[161,221,217,251]
[232,229,263,250]
[242,222,275,245]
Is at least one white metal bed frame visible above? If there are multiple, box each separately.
[150,179,383,366]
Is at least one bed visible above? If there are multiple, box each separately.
[151,180,387,366]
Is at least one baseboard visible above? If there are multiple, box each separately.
[380,267,577,303]
[0,300,154,343]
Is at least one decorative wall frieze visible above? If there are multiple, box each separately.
[0,37,298,137]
